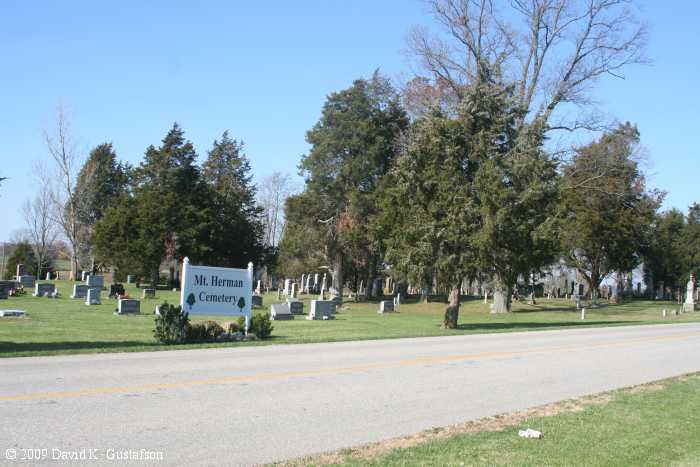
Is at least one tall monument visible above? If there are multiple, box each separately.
[683,273,696,312]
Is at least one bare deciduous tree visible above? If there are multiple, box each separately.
[23,179,58,279]
[257,172,296,247]
[44,104,82,280]
[407,0,648,130]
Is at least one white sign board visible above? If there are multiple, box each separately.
[180,258,254,320]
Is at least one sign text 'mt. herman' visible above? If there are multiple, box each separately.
[194,274,245,288]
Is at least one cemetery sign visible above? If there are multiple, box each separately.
[180,257,254,327]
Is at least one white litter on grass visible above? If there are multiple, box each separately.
[518,428,543,439]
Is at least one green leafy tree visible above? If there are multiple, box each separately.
[3,241,37,279]
[558,123,661,303]
[680,204,700,279]
[201,132,264,267]
[73,143,129,269]
[132,124,211,283]
[385,79,557,321]
[384,111,478,326]
[643,209,686,297]
[92,195,159,281]
[288,73,408,296]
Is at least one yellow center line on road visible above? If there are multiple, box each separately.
[1,331,698,402]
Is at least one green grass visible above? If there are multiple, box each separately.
[0,280,696,358]
[327,373,700,467]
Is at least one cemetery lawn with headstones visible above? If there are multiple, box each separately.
[1,280,699,358]
[310,372,700,467]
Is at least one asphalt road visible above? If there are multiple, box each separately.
[2,323,700,466]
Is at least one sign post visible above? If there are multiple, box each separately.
[180,257,254,334]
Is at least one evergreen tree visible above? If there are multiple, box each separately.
[558,123,661,302]
[4,241,37,280]
[289,73,408,295]
[131,124,211,283]
[643,209,686,296]
[385,79,557,322]
[73,143,129,269]
[201,132,264,267]
[680,203,700,278]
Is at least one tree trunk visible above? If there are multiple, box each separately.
[492,278,512,313]
[443,286,460,329]
[364,255,375,301]
[331,251,343,297]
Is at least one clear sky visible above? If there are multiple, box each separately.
[1,1,698,242]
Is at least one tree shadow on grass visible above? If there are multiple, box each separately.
[512,303,617,313]
[454,320,635,332]
[0,340,159,356]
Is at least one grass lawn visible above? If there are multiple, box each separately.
[298,373,700,467]
[0,280,697,358]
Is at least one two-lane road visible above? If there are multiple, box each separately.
[2,323,700,466]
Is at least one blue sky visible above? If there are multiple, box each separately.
[0,1,698,241]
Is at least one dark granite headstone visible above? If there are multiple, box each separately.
[287,299,304,315]
[252,295,263,308]
[34,283,56,297]
[109,283,126,298]
[71,284,89,299]
[117,299,140,314]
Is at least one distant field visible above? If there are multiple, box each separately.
[0,280,697,358]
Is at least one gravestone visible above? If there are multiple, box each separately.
[287,299,304,315]
[283,279,292,296]
[85,288,101,305]
[109,283,126,298]
[378,300,395,314]
[683,274,696,312]
[270,303,294,320]
[142,288,156,299]
[277,289,282,300]
[0,310,25,317]
[291,283,298,298]
[18,275,35,289]
[117,299,141,314]
[307,300,336,320]
[33,283,55,297]
[81,271,89,281]
[126,275,135,284]
[252,295,263,308]
[0,281,16,299]
[45,272,52,281]
[16,264,26,278]
[86,275,104,289]
[71,284,89,299]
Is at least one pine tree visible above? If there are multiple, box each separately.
[73,143,128,269]
[132,124,211,283]
[288,73,408,295]
[558,123,660,303]
[201,132,264,267]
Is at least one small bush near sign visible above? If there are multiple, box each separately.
[153,303,189,344]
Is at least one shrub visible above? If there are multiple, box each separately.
[153,302,189,344]
[250,313,274,339]
[185,322,208,342]
[203,320,225,340]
